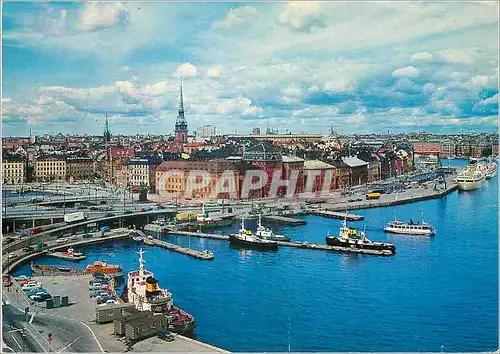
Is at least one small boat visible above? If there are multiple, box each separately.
[254,214,291,242]
[85,261,123,277]
[229,218,278,251]
[144,236,155,245]
[326,214,395,253]
[384,217,435,236]
[132,236,143,242]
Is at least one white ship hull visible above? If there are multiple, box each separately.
[457,178,485,191]
[384,227,434,236]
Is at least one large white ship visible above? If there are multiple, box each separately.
[456,164,485,191]
[125,249,195,333]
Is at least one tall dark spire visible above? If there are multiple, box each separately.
[174,77,188,143]
[104,111,111,143]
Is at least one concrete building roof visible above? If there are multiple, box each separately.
[342,156,369,167]
[282,155,305,163]
[303,160,334,169]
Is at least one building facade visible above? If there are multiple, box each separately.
[66,157,94,181]
[302,160,335,195]
[243,142,283,199]
[125,157,163,191]
[2,156,25,185]
[155,160,240,200]
[342,156,369,186]
[196,125,216,140]
[35,156,66,182]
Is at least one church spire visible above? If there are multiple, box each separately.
[104,111,111,143]
[174,77,188,143]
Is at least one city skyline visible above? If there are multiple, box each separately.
[2,2,499,136]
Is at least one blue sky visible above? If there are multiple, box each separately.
[2,2,499,136]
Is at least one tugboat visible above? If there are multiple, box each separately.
[254,214,291,242]
[326,215,395,253]
[229,218,279,250]
[384,217,435,236]
[126,249,195,334]
[187,203,233,231]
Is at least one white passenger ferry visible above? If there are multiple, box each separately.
[384,219,435,236]
[456,163,485,191]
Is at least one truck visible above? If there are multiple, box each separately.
[64,212,86,223]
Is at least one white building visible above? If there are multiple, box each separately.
[196,125,216,140]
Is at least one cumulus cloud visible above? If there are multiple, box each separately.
[206,65,223,78]
[411,52,434,61]
[282,87,301,98]
[278,2,326,32]
[77,2,130,32]
[212,6,257,29]
[174,63,198,78]
[243,105,264,116]
[392,66,420,79]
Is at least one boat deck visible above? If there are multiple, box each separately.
[311,210,364,221]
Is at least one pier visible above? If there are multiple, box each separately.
[262,215,307,225]
[311,210,364,221]
[136,230,215,260]
[162,229,393,256]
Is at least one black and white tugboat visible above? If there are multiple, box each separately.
[126,248,195,333]
[326,215,396,253]
[229,218,279,250]
[254,214,291,242]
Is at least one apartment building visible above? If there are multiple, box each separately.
[2,155,25,185]
[35,156,66,182]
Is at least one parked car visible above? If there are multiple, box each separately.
[14,275,29,281]
[124,210,133,214]
[89,206,99,211]
[98,299,117,306]
[27,288,48,297]
[89,290,102,298]
[56,238,67,244]
[158,330,175,342]
[30,293,52,302]
[22,283,42,291]
[23,246,35,252]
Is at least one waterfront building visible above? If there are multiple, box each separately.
[66,156,94,181]
[440,141,456,157]
[302,160,335,194]
[243,142,283,198]
[174,80,188,143]
[410,142,441,157]
[342,156,369,186]
[196,125,216,140]
[2,155,25,185]
[282,155,305,195]
[252,127,261,135]
[155,160,240,200]
[34,156,66,182]
[357,153,381,183]
[330,159,350,189]
[125,156,163,191]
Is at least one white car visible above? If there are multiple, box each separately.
[98,299,117,306]
[56,238,67,243]
[14,275,29,281]
[22,283,42,291]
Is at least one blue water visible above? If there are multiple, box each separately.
[14,160,498,352]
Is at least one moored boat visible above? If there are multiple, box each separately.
[254,214,291,242]
[326,214,395,253]
[229,218,278,251]
[457,162,486,191]
[31,263,83,276]
[186,203,233,231]
[126,249,195,334]
[85,260,124,277]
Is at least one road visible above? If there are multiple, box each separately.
[2,282,104,353]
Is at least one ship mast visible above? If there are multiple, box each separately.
[138,248,145,274]
[258,214,262,229]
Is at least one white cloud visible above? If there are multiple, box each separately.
[439,49,472,64]
[278,2,326,32]
[392,66,420,79]
[77,2,130,32]
[243,106,264,116]
[120,66,133,72]
[174,63,198,78]
[282,87,301,98]
[308,85,319,93]
[206,65,223,78]
[411,52,434,61]
[323,78,354,92]
[212,6,257,29]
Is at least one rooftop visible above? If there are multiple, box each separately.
[303,160,334,169]
[342,156,369,167]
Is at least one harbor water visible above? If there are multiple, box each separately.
[14,160,498,352]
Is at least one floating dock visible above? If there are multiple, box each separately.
[312,210,364,221]
[47,252,87,261]
[262,215,307,225]
[134,231,214,260]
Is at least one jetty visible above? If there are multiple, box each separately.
[134,230,214,260]
[262,215,307,225]
[163,230,393,256]
[311,210,364,221]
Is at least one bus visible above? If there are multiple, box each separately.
[366,192,381,200]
